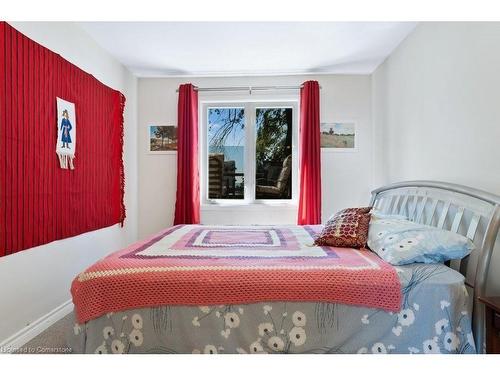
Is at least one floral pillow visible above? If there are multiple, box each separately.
[367,217,475,265]
[314,207,372,249]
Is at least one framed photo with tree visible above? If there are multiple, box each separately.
[148,125,177,154]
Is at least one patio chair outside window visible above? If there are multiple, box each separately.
[256,154,292,199]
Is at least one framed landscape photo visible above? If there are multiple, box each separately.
[148,125,177,154]
[320,121,357,152]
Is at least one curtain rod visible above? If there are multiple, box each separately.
[175,85,322,93]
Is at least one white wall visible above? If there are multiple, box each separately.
[138,75,373,238]
[0,22,138,343]
[372,22,500,293]
[372,22,500,193]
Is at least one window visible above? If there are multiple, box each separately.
[202,102,297,204]
[207,107,245,200]
[255,108,293,200]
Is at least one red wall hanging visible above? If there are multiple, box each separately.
[0,22,126,257]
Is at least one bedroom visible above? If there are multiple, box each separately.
[2,0,500,372]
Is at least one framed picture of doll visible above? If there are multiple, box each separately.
[56,97,77,169]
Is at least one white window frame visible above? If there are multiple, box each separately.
[200,100,298,207]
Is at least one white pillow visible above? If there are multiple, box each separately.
[370,210,408,221]
[368,217,474,265]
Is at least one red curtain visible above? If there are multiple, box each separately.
[297,80,322,225]
[174,84,200,224]
[0,22,126,257]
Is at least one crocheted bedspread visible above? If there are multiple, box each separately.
[71,225,401,323]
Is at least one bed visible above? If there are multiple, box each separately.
[68,181,500,354]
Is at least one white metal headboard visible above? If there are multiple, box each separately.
[369,181,500,354]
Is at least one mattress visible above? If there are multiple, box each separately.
[68,225,475,354]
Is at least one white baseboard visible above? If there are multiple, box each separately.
[0,299,74,351]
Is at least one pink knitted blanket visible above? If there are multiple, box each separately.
[71,225,401,323]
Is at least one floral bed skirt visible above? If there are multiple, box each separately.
[68,263,475,354]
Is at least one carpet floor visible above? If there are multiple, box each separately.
[15,313,73,354]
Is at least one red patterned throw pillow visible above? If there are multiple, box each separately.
[314,207,372,249]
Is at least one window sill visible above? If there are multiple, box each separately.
[201,202,298,211]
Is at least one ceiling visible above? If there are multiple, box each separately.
[78,22,417,77]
